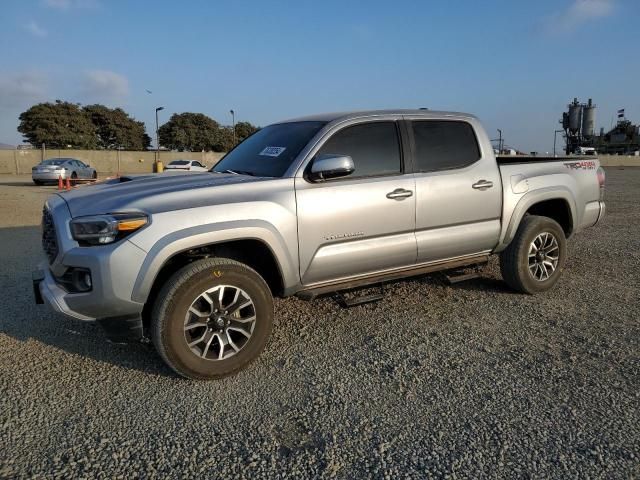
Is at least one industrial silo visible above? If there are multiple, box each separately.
[568,98,582,134]
[582,98,596,137]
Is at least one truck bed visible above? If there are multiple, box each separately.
[496,155,594,165]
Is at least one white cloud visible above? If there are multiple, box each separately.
[0,72,48,109]
[82,70,129,103]
[547,0,615,32]
[25,20,48,37]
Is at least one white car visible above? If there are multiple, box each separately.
[164,160,208,172]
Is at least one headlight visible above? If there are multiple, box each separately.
[70,213,148,245]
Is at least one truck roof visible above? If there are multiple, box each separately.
[277,109,478,124]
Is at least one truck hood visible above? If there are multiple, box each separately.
[57,172,268,217]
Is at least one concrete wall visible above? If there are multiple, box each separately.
[599,154,640,167]
[0,150,637,175]
[0,149,226,174]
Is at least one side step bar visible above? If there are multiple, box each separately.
[333,285,385,308]
[297,254,489,301]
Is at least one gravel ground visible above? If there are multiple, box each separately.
[1,170,638,478]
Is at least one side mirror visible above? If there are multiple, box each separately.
[309,154,354,182]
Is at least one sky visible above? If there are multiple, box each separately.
[0,0,638,153]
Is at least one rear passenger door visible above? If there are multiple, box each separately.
[295,120,417,285]
[408,119,502,263]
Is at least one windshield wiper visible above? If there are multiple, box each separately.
[214,169,256,176]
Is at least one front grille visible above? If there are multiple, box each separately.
[41,207,59,264]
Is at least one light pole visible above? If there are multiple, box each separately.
[497,129,502,154]
[155,106,164,162]
[553,129,564,157]
[230,109,236,145]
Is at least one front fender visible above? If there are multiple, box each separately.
[130,219,298,303]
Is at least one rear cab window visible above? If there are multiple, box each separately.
[315,121,402,179]
[410,120,480,172]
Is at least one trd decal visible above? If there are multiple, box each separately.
[564,161,596,170]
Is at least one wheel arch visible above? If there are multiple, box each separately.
[140,237,287,331]
[497,188,576,252]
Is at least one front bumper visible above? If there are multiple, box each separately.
[34,196,147,342]
[34,263,94,321]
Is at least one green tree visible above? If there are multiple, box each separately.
[83,104,151,150]
[18,100,97,149]
[158,112,220,151]
[213,126,236,152]
[234,121,259,143]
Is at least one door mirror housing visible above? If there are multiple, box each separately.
[309,154,354,182]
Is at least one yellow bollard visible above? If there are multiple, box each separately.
[155,160,164,173]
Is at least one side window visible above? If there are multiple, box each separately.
[316,122,401,178]
[411,121,480,172]
[195,162,204,168]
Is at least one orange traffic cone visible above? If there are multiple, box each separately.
[65,177,71,191]
[58,175,63,190]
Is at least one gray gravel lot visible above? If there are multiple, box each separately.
[1,170,639,478]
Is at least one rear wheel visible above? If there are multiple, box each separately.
[500,215,567,294]
[151,258,274,380]
[92,170,97,179]
[33,180,43,186]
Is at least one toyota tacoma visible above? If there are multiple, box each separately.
[33,110,606,379]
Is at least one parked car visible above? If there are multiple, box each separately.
[33,109,606,380]
[32,158,97,185]
[164,160,208,172]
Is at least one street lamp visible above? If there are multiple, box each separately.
[155,106,164,161]
[230,109,236,145]
[553,129,564,157]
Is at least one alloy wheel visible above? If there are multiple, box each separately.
[183,285,256,360]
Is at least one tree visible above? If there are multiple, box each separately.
[18,100,97,149]
[234,121,259,143]
[158,112,220,151]
[213,126,236,152]
[83,104,151,150]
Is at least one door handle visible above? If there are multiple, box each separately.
[386,188,413,200]
[472,180,494,190]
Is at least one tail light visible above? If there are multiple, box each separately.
[597,167,605,201]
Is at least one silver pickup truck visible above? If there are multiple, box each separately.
[33,110,606,379]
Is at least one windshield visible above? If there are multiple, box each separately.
[213,121,326,177]
[41,159,67,165]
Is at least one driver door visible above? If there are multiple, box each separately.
[295,120,417,286]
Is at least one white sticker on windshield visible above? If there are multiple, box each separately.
[259,146,286,157]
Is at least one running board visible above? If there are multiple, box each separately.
[444,271,481,285]
[297,254,489,301]
[333,285,385,308]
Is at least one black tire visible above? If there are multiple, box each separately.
[92,170,98,179]
[33,180,43,186]
[71,172,77,179]
[500,215,567,294]
[151,258,274,380]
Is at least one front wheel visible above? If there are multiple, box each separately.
[500,215,567,294]
[151,258,274,380]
